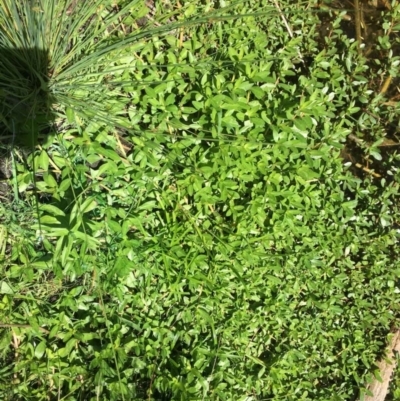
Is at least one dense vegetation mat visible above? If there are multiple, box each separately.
[0,0,400,400]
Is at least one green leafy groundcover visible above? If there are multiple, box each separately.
[0,0,400,400]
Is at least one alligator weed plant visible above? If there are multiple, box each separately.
[0,0,276,141]
[1,0,400,400]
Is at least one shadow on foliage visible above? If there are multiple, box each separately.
[0,47,55,184]
[0,47,55,147]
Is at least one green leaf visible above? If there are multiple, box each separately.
[252,71,273,82]
[38,150,49,171]
[43,173,57,188]
[112,256,134,278]
[34,341,46,359]
[0,281,13,294]
[66,107,75,124]
[297,166,319,180]
[40,204,66,216]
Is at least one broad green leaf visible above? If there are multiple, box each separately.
[34,341,47,359]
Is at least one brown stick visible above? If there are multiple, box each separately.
[363,330,400,401]
[382,0,392,10]
[0,323,50,334]
[354,163,381,178]
[348,133,365,145]
[354,0,362,54]
[380,76,392,95]
[272,0,304,62]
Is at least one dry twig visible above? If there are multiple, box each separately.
[380,76,392,95]
[272,0,304,62]
[0,322,50,334]
[363,330,400,401]
[354,0,362,54]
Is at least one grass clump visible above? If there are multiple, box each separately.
[0,0,400,400]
